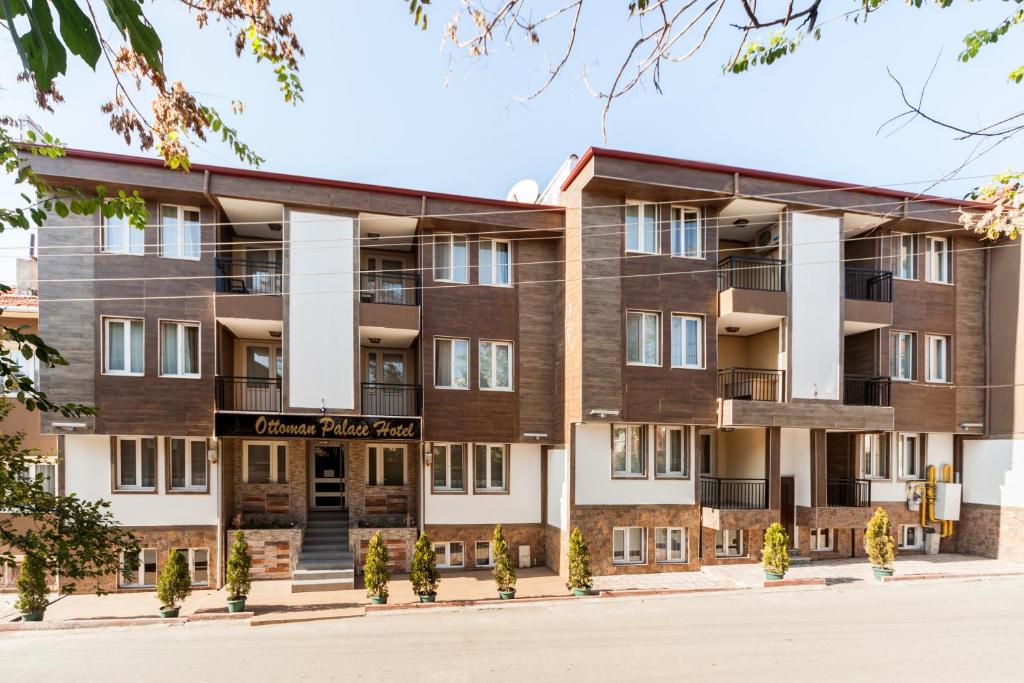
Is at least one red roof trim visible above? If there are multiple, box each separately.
[560,147,989,209]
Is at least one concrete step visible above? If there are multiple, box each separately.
[293,568,354,582]
[299,550,353,562]
[789,555,811,565]
[291,577,355,593]
[302,543,350,553]
[306,519,348,528]
[304,529,349,538]
[296,558,354,571]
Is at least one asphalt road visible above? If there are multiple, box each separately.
[3,578,1023,682]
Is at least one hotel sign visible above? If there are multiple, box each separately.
[216,413,420,441]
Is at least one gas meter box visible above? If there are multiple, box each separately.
[934,482,962,521]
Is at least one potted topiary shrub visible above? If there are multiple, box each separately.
[410,533,440,603]
[226,530,252,613]
[15,553,49,622]
[865,507,896,580]
[156,549,192,618]
[364,531,390,605]
[762,523,790,581]
[492,524,517,600]
[566,527,593,597]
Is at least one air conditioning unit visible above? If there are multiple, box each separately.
[754,224,780,253]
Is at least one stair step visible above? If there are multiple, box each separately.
[303,544,350,553]
[789,555,811,565]
[291,578,355,593]
[304,529,349,538]
[299,550,353,562]
[293,568,354,582]
[296,559,354,571]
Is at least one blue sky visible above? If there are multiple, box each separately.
[1,1,1021,280]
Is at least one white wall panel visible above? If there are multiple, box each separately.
[780,428,811,507]
[790,212,840,400]
[424,444,542,524]
[546,448,567,530]
[963,438,1024,507]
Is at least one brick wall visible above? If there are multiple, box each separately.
[352,527,417,574]
[100,525,219,592]
[544,524,567,576]
[227,438,308,524]
[957,503,1024,563]
[570,505,702,575]
[423,523,547,572]
[347,442,419,527]
[795,503,935,559]
[227,528,303,580]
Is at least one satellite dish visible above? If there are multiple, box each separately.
[506,178,540,204]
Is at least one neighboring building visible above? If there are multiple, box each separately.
[24,146,1024,591]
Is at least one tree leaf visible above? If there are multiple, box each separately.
[102,0,163,75]
[51,0,101,68]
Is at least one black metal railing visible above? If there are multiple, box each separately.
[361,383,421,416]
[717,256,786,292]
[701,477,768,510]
[215,257,282,295]
[718,368,785,402]
[843,375,891,407]
[845,267,892,302]
[827,478,872,508]
[216,376,282,412]
[359,272,420,306]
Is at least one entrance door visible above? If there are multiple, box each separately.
[242,343,283,411]
[310,445,345,509]
[781,476,796,549]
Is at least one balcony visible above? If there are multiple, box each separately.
[216,376,282,412]
[361,383,421,417]
[718,368,784,402]
[845,268,892,303]
[701,477,767,510]
[843,375,891,407]
[215,257,282,295]
[843,268,892,334]
[827,478,872,507]
[360,272,419,306]
[718,256,785,293]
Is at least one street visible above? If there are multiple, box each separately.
[2,577,1023,681]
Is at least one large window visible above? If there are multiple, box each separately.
[670,314,703,368]
[897,433,923,480]
[159,321,200,378]
[715,529,745,558]
[479,239,511,286]
[655,426,687,478]
[159,205,201,260]
[810,528,834,552]
[433,541,465,569]
[474,540,494,567]
[626,311,660,366]
[654,527,687,564]
[926,334,951,383]
[434,337,469,389]
[20,461,56,496]
[670,206,702,258]
[625,202,659,254]
[102,212,144,255]
[104,317,144,375]
[172,548,210,586]
[893,232,916,280]
[474,444,507,492]
[479,340,513,391]
[612,424,647,477]
[925,236,952,284]
[860,433,890,480]
[431,443,466,492]
[169,438,208,491]
[899,524,924,550]
[433,234,469,283]
[244,442,288,484]
[115,437,157,491]
[120,548,158,588]
[368,445,406,486]
[612,527,645,565]
[889,331,916,381]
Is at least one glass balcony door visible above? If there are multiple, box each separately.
[243,343,283,411]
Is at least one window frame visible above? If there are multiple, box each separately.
[158,319,201,379]
[611,424,648,479]
[430,443,467,493]
[171,547,210,586]
[472,443,509,494]
[478,339,514,392]
[889,330,917,382]
[925,235,952,284]
[892,232,917,280]
[101,209,144,256]
[166,437,209,493]
[925,334,951,384]
[654,527,687,564]
[119,548,158,588]
[859,433,890,480]
[899,524,924,550]
[612,526,646,565]
[670,313,704,369]
[433,233,469,283]
[626,310,661,367]
[479,238,513,287]
[367,443,407,487]
[715,529,745,558]
[655,426,689,479]
[113,436,158,492]
[103,316,145,376]
[242,440,288,484]
[669,205,703,259]
[810,528,834,552]
[433,337,470,390]
[158,204,202,261]
[897,433,924,481]
[624,201,660,254]
[433,541,466,569]
[474,540,494,568]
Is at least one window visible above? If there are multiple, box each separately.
[625,202,659,254]
[5,349,37,395]
[860,433,890,480]
[433,542,465,569]
[612,425,647,477]
[19,461,56,496]
[104,317,144,375]
[897,433,923,480]
[115,437,157,490]
[172,548,210,586]
[926,335,951,383]
[655,426,687,478]
[715,529,745,558]
[474,444,507,492]
[626,311,660,366]
[670,314,703,368]
[670,207,702,258]
[368,445,406,486]
[889,331,916,381]
[479,340,513,391]
[159,321,200,378]
[433,234,469,283]
[810,528,834,552]
[893,233,916,280]
[120,548,157,588]
[654,527,687,564]
[479,239,511,286]
[434,338,469,389]
[925,236,952,284]
[698,429,714,476]
[899,524,924,550]
[159,205,201,260]
[475,541,494,567]
[244,442,288,484]
[102,212,144,255]
[169,438,207,491]
[431,443,466,492]
[612,527,645,565]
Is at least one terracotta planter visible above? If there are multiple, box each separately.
[872,566,894,581]
[159,606,180,618]
[226,598,247,613]
[370,595,388,605]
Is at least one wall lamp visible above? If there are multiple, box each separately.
[522,432,548,440]
[588,409,620,418]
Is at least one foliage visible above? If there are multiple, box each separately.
[961,173,1023,241]
[226,531,252,600]
[363,531,390,599]
[761,523,790,575]
[492,524,517,593]
[14,552,49,614]
[156,548,192,609]
[864,507,896,570]
[566,527,592,591]
[410,533,440,596]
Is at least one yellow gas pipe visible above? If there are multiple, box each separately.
[941,464,956,538]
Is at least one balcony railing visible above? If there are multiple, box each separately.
[843,375,891,407]
[360,272,420,306]
[827,478,872,508]
[216,376,282,412]
[845,267,893,303]
[718,368,785,402]
[717,256,786,293]
[701,477,768,510]
[215,257,282,295]
[361,383,421,417]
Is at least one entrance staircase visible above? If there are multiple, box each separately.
[291,510,354,593]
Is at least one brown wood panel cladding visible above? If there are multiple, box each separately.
[844,330,878,376]
[954,237,986,430]
[516,238,559,440]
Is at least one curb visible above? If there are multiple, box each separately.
[763,578,827,588]
[0,611,253,632]
[879,571,1024,584]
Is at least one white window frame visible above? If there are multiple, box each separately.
[473,443,508,492]
[168,437,208,491]
[433,233,469,283]
[654,527,687,564]
[670,314,704,369]
[242,441,288,484]
[115,436,157,491]
[433,541,465,569]
[810,528,834,552]
[4,345,38,395]
[19,460,57,496]
[103,317,145,376]
[119,548,158,588]
[172,548,210,586]
[625,201,660,254]
[669,206,702,259]
[897,433,923,480]
[626,310,661,366]
[655,426,687,478]
[367,444,407,486]
[925,334,951,384]
[159,204,201,261]
[715,529,745,558]
[612,424,647,478]
[860,433,890,480]
[893,232,916,280]
[474,540,494,568]
[479,238,512,287]
[889,331,916,382]
[899,524,924,550]
[925,236,952,284]
[479,340,514,392]
[433,337,470,390]
[430,443,466,492]
[159,320,201,379]
[101,209,144,256]
[612,527,646,565]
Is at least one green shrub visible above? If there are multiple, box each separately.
[864,507,896,570]
[14,553,49,614]
[156,549,192,609]
[363,531,390,599]
[566,527,593,591]
[410,533,440,596]
[762,523,790,575]
[492,524,517,593]
[226,530,252,600]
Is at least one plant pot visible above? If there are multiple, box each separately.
[573,588,592,597]
[498,589,516,600]
[370,595,388,605]
[419,592,437,604]
[20,611,44,622]
[764,571,786,581]
[872,566,894,581]
[226,598,247,613]
[159,606,180,618]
